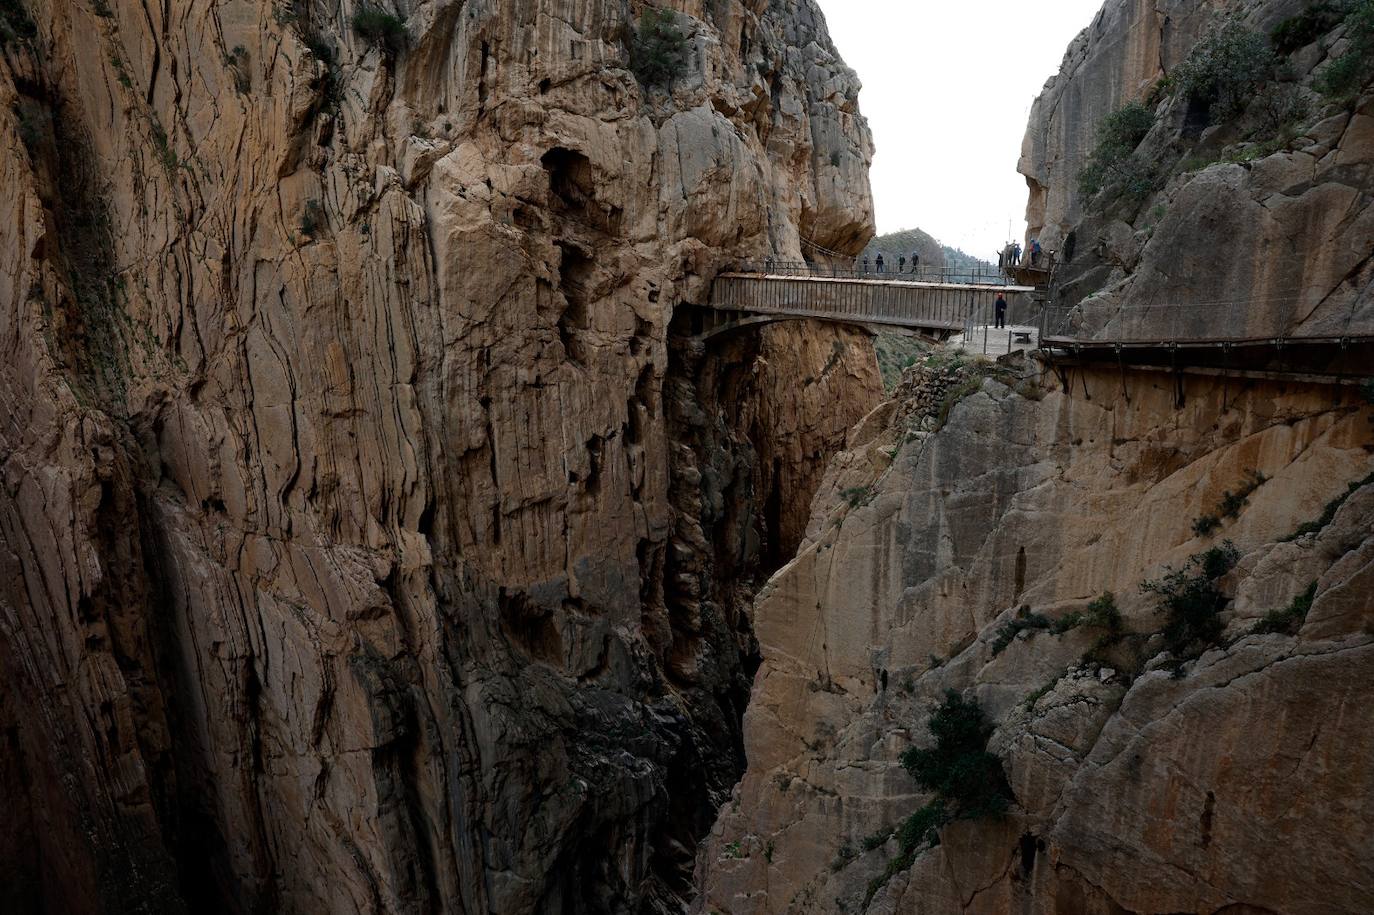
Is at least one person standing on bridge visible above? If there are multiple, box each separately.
[995,293,1008,329]
[875,253,885,273]
[898,255,906,272]
[910,252,919,274]
[1030,239,1042,266]
[1012,242,1022,265]
[862,256,869,273]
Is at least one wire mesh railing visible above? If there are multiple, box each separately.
[729,259,1026,287]
[1038,294,1370,345]
[709,273,1022,330]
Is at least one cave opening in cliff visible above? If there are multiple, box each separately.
[543,146,596,216]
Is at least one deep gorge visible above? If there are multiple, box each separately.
[2,0,1372,913]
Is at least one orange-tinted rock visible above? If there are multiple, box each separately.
[0,1,879,911]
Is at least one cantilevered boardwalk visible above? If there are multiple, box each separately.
[702,267,1372,386]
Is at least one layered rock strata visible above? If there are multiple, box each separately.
[0,0,880,911]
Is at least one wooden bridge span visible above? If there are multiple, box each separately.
[700,269,1372,388]
[703,272,1038,339]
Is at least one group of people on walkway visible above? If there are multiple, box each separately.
[861,238,1045,276]
[999,239,1043,269]
[861,251,920,274]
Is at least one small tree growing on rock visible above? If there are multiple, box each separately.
[1173,21,1278,124]
[1142,541,1239,660]
[900,691,1012,823]
[631,8,690,88]
[1078,102,1156,201]
[865,691,1013,905]
[351,3,406,56]
[1316,0,1374,98]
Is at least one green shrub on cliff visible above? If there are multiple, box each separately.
[1271,3,1344,55]
[899,691,1012,822]
[1078,102,1155,199]
[351,4,406,55]
[1317,1,1374,97]
[866,692,1012,905]
[1053,592,1124,636]
[1251,582,1318,635]
[990,606,1052,655]
[1142,541,1238,660]
[1192,469,1269,537]
[1280,470,1374,541]
[1174,21,1278,124]
[631,8,690,88]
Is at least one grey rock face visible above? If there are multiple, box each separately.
[1021,0,1374,340]
[696,350,1374,914]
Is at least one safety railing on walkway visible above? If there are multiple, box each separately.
[1038,297,1370,346]
[733,259,1021,287]
[709,272,1029,332]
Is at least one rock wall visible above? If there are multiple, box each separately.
[1020,0,1374,340]
[695,3,1374,911]
[0,0,881,911]
[696,353,1374,914]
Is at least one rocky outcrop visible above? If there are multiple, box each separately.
[1021,0,1374,340]
[696,352,1374,913]
[0,0,881,912]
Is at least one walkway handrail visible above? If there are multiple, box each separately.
[708,273,1035,334]
[1038,297,1367,346]
[735,259,1025,287]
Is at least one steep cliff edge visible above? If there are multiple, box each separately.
[698,1,1374,911]
[697,353,1374,914]
[0,1,880,912]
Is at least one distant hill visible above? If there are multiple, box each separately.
[860,228,945,271]
[861,229,996,273]
[940,244,995,272]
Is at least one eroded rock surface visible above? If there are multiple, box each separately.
[696,353,1374,914]
[0,1,880,911]
[697,4,1374,912]
[1021,0,1374,339]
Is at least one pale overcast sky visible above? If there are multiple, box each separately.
[818,0,1106,258]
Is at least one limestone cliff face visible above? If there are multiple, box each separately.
[0,1,880,912]
[1021,0,1374,339]
[696,354,1374,914]
[696,4,1374,909]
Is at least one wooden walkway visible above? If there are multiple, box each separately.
[703,271,1370,387]
[706,272,1038,336]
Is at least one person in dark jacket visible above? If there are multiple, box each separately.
[994,293,1008,329]
[875,253,885,272]
[898,255,906,272]
[1030,239,1042,266]
[911,252,920,274]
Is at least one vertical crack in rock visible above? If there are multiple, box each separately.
[0,0,881,911]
